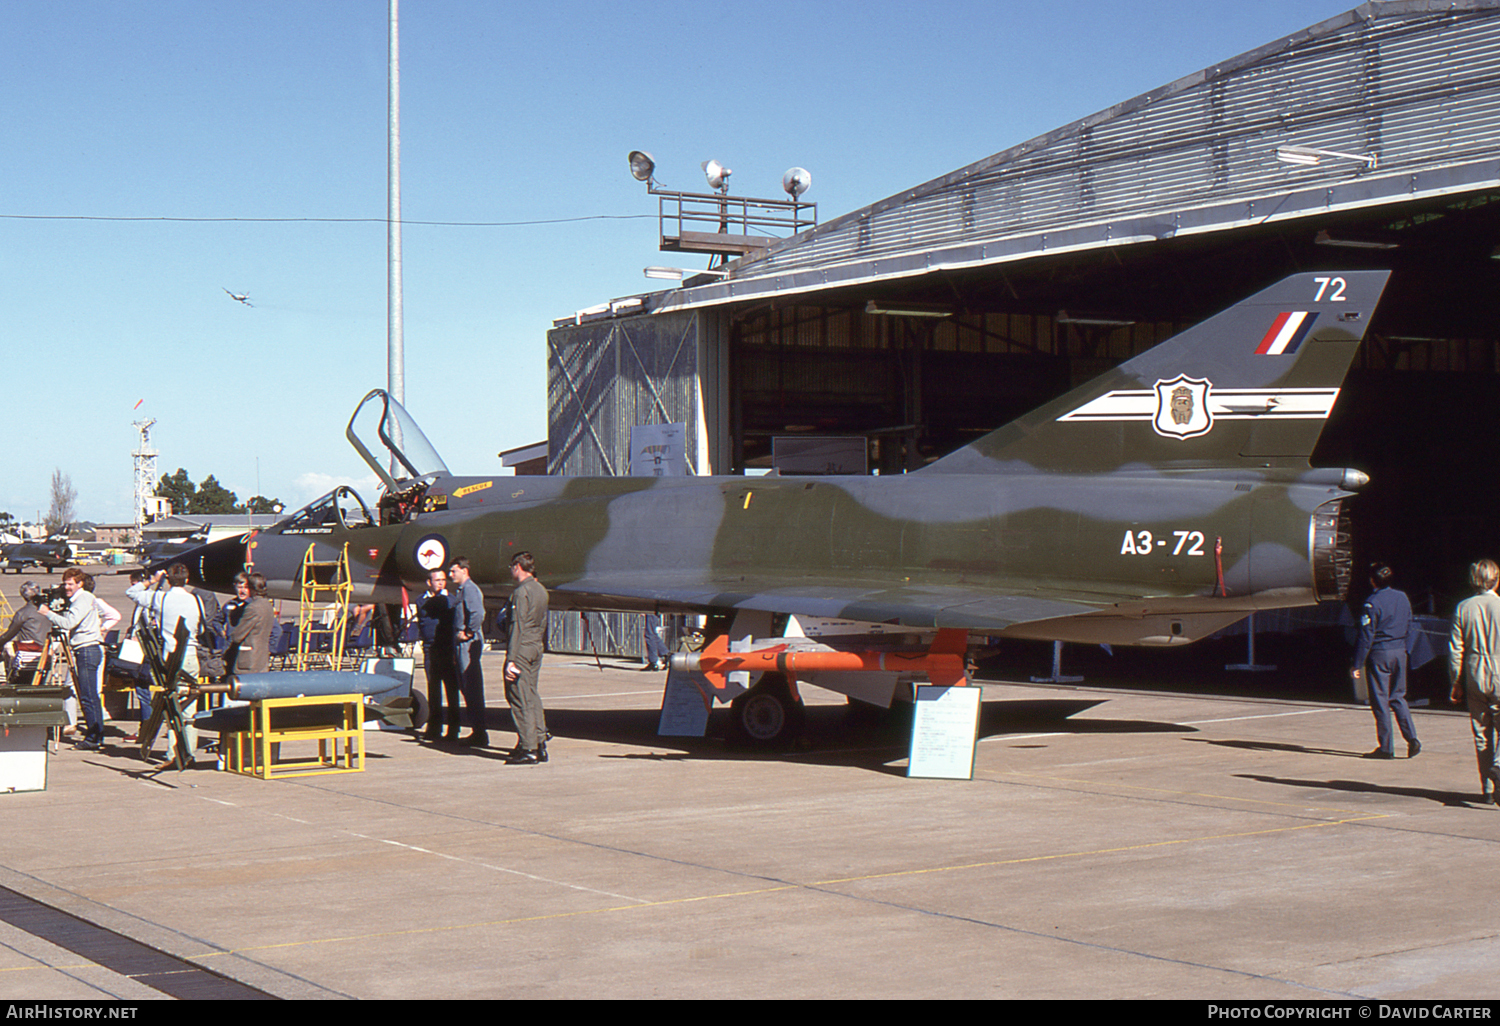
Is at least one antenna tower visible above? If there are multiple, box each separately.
[132,418,158,536]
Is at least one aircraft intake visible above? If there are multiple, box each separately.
[171,532,253,593]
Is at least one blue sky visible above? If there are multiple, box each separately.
[1,0,1357,525]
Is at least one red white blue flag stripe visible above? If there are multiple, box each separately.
[1255,311,1318,355]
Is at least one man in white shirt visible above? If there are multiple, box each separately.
[126,563,203,761]
[126,564,201,679]
[41,568,107,750]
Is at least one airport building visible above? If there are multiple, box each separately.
[549,0,1500,653]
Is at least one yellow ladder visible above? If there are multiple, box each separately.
[295,542,351,670]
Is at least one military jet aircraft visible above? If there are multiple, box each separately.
[4,537,73,574]
[180,270,1389,743]
[134,524,211,567]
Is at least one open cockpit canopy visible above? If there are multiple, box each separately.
[346,389,451,493]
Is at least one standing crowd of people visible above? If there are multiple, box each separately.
[0,552,553,769]
[417,550,550,765]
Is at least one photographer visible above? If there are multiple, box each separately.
[0,581,52,682]
[126,563,203,762]
[39,568,107,750]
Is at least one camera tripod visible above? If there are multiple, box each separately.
[35,630,76,689]
[34,631,78,748]
[134,621,197,773]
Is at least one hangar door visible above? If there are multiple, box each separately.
[546,309,706,656]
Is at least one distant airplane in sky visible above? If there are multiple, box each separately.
[222,288,252,307]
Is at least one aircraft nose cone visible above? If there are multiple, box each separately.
[147,533,249,593]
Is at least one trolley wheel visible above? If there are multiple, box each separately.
[726,673,805,747]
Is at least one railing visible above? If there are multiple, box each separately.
[654,188,815,257]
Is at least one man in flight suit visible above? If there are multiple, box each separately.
[1449,558,1500,804]
[1351,561,1421,760]
[503,551,549,765]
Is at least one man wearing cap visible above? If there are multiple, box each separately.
[1351,561,1421,760]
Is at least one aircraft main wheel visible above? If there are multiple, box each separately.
[727,674,805,747]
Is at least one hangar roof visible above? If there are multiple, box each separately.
[650,0,1500,316]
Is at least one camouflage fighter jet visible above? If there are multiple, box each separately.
[180,270,1388,743]
[4,537,73,574]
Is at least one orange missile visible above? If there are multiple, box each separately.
[673,628,970,691]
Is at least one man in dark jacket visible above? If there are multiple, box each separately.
[417,568,460,741]
[1352,561,1421,760]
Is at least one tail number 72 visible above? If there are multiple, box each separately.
[1313,276,1347,302]
[1120,529,1206,556]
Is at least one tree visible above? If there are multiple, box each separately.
[193,475,239,515]
[236,495,284,515]
[45,469,77,535]
[155,468,195,516]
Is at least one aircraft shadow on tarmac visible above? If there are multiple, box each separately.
[414,697,1198,775]
[1235,772,1483,809]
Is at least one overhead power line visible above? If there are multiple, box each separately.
[0,212,653,227]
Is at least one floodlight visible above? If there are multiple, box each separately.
[645,266,729,281]
[702,159,732,192]
[628,150,656,183]
[1275,144,1378,170]
[782,167,812,200]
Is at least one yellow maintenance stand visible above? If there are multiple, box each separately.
[220,694,365,780]
[295,542,351,671]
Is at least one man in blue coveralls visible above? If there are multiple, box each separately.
[449,556,489,747]
[1351,561,1421,760]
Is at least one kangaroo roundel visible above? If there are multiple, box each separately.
[1152,375,1212,439]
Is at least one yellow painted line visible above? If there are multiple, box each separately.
[0,962,99,975]
[999,768,1381,817]
[189,883,802,960]
[811,813,1389,886]
[184,807,1387,963]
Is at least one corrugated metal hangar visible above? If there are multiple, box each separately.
[549,0,1500,629]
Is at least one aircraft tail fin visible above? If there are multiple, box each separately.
[923,271,1390,474]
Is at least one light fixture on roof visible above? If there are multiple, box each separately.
[865,301,952,318]
[702,159,732,193]
[782,167,812,200]
[644,266,730,281]
[628,150,656,185]
[1056,310,1136,327]
[1276,144,1378,170]
[1313,228,1400,250]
